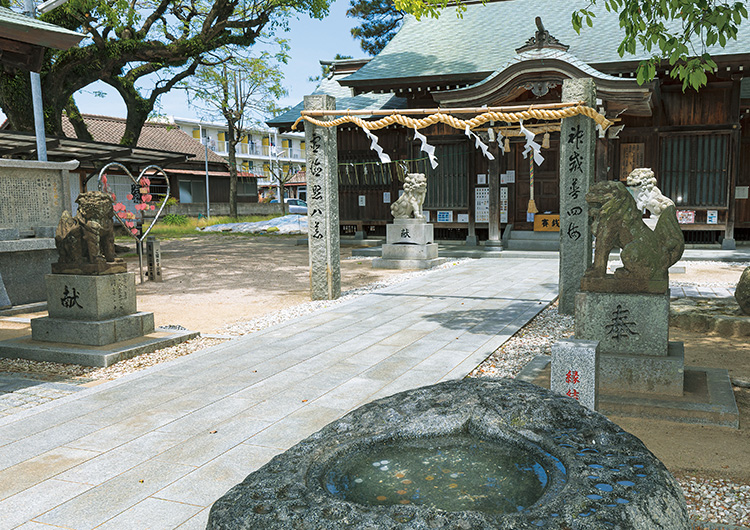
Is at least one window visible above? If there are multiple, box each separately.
[424,143,469,209]
[659,132,730,207]
[238,180,256,196]
[178,180,207,203]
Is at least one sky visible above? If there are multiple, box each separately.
[70,0,365,124]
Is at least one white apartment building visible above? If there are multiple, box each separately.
[169,117,307,200]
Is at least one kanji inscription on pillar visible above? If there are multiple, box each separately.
[558,78,596,315]
[304,95,341,300]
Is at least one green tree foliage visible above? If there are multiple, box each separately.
[392,0,747,91]
[347,0,404,55]
[184,48,288,217]
[0,0,330,146]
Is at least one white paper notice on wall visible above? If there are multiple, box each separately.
[500,186,508,224]
[457,213,469,223]
[383,192,391,204]
[475,187,489,223]
[707,210,718,224]
[477,174,487,185]
[505,170,515,183]
[358,195,366,207]
[437,211,453,223]
[737,186,749,200]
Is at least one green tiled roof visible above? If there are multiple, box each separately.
[344,0,750,86]
[0,6,84,50]
[267,72,407,128]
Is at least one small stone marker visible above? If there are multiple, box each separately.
[146,236,162,282]
[558,78,596,315]
[304,94,341,300]
[551,339,599,411]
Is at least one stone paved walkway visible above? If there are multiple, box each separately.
[0,258,558,530]
[0,374,83,417]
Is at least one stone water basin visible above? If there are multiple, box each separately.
[207,378,689,529]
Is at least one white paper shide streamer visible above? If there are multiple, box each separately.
[519,121,544,166]
[414,127,438,169]
[362,127,391,164]
[464,126,495,161]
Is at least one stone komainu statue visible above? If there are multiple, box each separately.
[390,173,427,220]
[585,179,684,282]
[56,191,117,264]
[626,167,674,220]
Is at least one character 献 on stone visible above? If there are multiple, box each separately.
[390,173,427,220]
[55,191,117,265]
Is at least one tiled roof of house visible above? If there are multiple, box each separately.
[343,0,750,87]
[267,72,408,129]
[62,114,228,165]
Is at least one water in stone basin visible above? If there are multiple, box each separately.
[323,435,549,514]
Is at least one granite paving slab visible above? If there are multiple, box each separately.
[0,258,558,529]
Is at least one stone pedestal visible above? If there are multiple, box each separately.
[31,272,155,347]
[575,290,684,396]
[373,219,446,269]
[44,273,136,320]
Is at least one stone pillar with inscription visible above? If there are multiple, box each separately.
[304,95,341,300]
[558,78,596,315]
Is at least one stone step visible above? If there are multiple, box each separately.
[508,230,561,241]
[505,239,560,251]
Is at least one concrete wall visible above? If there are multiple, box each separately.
[147,202,283,218]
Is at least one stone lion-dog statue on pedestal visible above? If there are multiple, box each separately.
[56,191,117,265]
[390,173,427,220]
[585,179,684,282]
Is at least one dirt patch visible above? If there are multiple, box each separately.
[125,235,409,333]
[611,327,750,484]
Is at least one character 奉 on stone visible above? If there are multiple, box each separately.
[55,191,117,265]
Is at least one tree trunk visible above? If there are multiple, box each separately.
[65,97,93,141]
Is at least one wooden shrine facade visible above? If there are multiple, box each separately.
[270,8,750,244]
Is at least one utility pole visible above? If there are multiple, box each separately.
[201,123,210,218]
[24,0,48,161]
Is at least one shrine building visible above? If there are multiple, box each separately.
[269,0,750,248]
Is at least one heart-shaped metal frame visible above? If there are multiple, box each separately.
[97,162,171,243]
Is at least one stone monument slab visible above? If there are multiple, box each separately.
[551,339,599,410]
[44,272,137,321]
[575,291,669,355]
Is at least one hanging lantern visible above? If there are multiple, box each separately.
[542,132,550,149]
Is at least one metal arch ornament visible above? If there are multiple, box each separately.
[97,162,172,282]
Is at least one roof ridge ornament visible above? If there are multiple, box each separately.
[516,16,569,53]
